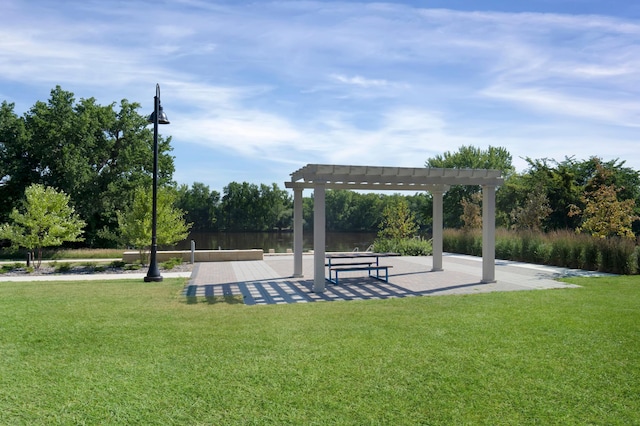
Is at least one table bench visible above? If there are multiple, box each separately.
[325,252,398,285]
[328,264,393,285]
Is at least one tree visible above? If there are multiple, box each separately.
[176,182,220,231]
[460,192,483,231]
[118,187,191,263]
[219,182,291,231]
[0,87,175,246]
[426,145,514,228]
[378,196,418,240]
[568,160,638,238]
[0,101,28,222]
[509,186,552,231]
[259,183,292,231]
[0,184,85,268]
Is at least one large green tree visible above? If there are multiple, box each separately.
[0,86,175,246]
[0,184,85,268]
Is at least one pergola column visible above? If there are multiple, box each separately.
[313,183,326,292]
[482,185,497,283]
[292,187,303,277]
[431,187,444,271]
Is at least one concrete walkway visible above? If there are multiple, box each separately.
[183,253,610,305]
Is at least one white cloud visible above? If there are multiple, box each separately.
[331,74,392,88]
[2,0,640,190]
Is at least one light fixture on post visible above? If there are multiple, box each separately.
[144,83,170,282]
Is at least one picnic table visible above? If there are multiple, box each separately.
[325,252,399,285]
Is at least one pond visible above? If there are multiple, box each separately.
[172,231,378,253]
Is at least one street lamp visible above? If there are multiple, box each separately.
[144,83,170,282]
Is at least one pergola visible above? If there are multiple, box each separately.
[285,164,504,292]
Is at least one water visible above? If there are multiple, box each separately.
[173,231,377,253]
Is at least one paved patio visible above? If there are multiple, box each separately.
[183,253,604,305]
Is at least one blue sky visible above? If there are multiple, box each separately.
[2,0,639,193]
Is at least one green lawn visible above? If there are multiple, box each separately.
[0,276,638,425]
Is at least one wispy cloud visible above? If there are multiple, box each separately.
[2,0,639,190]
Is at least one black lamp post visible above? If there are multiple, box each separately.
[144,83,170,282]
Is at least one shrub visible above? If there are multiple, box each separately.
[161,257,184,270]
[54,263,73,273]
[110,260,126,268]
[373,237,432,256]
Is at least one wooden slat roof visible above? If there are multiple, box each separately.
[287,164,503,190]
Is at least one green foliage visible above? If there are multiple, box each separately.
[460,192,482,231]
[110,260,126,268]
[0,184,85,268]
[54,263,73,273]
[305,190,391,232]
[378,197,418,240]
[500,156,640,232]
[219,182,292,231]
[569,159,638,238]
[161,257,183,270]
[117,187,191,263]
[0,264,18,274]
[0,87,175,246]
[176,182,219,231]
[426,145,514,228]
[373,237,432,256]
[509,186,552,231]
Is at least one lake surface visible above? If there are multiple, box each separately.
[173,231,378,253]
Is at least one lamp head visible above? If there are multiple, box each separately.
[148,83,170,124]
[148,105,170,125]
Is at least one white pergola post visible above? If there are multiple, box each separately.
[313,183,326,292]
[292,187,303,277]
[431,187,444,271]
[482,185,497,283]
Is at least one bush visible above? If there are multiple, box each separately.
[161,257,184,270]
[373,237,432,256]
[54,263,73,273]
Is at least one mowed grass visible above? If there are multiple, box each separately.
[0,276,638,424]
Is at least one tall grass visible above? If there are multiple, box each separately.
[444,228,639,274]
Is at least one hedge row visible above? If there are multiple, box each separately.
[443,229,640,275]
[373,237,433,256]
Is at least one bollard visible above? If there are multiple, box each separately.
[26,251,31,267]
[190,240,195,264]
